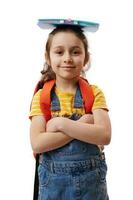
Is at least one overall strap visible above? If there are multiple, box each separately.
[74,87,84,108]
[51,90,60,111]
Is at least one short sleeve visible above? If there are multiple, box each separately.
[91,85,109,111]
[29,89,43,118]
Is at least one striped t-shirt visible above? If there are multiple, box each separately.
[29,85,108,118]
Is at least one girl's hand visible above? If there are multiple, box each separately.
[78,114,94,124]
[46,114,94,133]
[46,117,65,132]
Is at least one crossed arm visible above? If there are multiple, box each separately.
[30,109,111,154]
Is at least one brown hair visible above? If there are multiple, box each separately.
[39,25,90,88]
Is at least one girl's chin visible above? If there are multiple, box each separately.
[57,74,80,81]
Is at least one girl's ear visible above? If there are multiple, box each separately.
[84,52,90,66]
[45,52,50,65]
[83,52,91,71]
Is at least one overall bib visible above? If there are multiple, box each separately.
[38,87,109,200]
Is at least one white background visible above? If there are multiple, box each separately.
[0,0,133,199]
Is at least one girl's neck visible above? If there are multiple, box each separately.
[55,77,79,94]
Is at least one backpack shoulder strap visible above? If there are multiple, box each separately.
[29,81,41,118]
[33,154,39,200]
[31,80,55,200]
[78,78,94,113]
[40,79,56,122]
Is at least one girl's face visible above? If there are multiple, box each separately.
[47,32,87,81]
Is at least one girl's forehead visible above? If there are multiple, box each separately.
[50,32,84,48]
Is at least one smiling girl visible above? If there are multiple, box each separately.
[29,24,111,200]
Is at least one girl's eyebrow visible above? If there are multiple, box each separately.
[53,45,82,49]
[53,46,63,49]
[71,46,82,49]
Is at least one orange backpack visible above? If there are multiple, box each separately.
[31,77,94,200]
[33,77,94,121]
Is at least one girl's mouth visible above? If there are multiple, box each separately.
[61,66,75,68]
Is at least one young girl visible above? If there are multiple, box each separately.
[29,21,111,200]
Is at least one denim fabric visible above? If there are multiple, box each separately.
[38,86,109,200]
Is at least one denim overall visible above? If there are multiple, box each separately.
[38,87,109,200]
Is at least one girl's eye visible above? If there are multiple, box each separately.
[55,51,63,55]
[72,51,80,55]
[74,51,79,54]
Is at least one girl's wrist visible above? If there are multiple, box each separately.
[58,117,69,133]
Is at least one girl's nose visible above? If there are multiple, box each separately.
[63,52,72,63]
